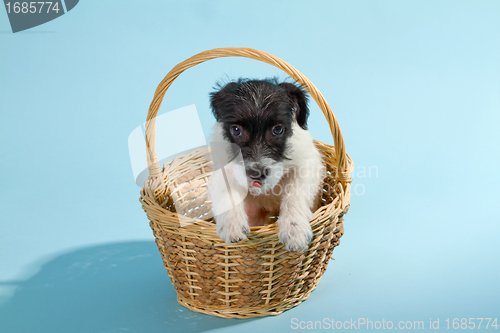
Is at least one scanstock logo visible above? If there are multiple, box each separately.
[3,0,79,33]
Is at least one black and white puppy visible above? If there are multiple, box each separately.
[207,78,325,251]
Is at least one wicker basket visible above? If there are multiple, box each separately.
[139,47,354,319]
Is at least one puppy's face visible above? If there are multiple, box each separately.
[210,79,309,194]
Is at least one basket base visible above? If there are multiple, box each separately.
[176,278,322,319]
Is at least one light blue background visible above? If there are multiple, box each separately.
[1,1,499,332]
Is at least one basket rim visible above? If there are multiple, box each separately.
[140,140,353,243]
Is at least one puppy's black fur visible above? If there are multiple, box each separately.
[210,78,309,164]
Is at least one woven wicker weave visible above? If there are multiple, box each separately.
[139,47,354,319]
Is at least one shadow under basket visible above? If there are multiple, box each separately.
[139,47,353,319]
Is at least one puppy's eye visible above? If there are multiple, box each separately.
[272,125,284,136]
[230,125,242,137]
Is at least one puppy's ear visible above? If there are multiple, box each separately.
[279,82,309,130]
[210,82,238,121]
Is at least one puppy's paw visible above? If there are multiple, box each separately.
[277,218,313,252]
[217,220,250,244]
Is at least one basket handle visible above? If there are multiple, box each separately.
[145,47,349,183]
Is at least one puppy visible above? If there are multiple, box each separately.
[207,78,325,251]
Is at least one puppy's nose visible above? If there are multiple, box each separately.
[246,166,270,180]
